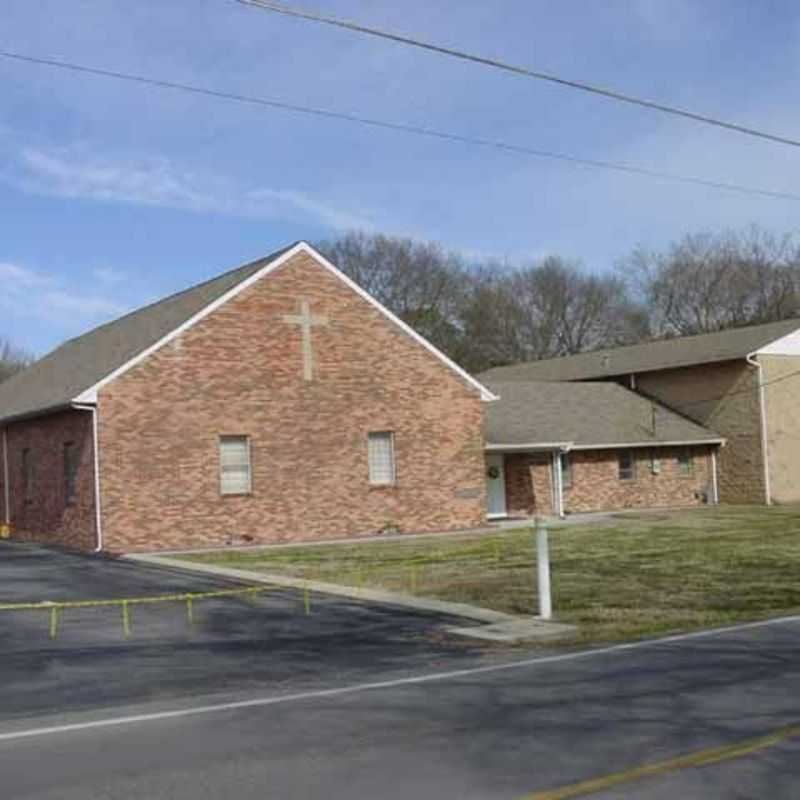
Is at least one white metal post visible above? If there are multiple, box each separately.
[536,518,552,620]
[711,448,720,505]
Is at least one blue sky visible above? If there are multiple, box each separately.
[2,0,800,354]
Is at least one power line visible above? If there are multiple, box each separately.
[1,48,799,203]
[236,0,800,149]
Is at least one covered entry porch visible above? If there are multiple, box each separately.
[485,445,568,521]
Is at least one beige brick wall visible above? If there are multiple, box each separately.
[97,251,487,552]
[502,446,713,515]
[759,354,800,504]
[636,361,765,504]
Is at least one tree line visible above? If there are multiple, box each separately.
[318,226,800,374]
[3,226,799,383]
[0,339,32,384]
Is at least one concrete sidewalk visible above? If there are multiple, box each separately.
[127,553,577,643]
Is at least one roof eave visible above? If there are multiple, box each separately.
[568,438,726,451]
[0,402,78,426]
[485,441,573,452]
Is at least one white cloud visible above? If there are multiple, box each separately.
[0,262,51,289]
[11,146,373,231]
[0,260,128,323]
[245,187,373,231]
[630,0,708,43]
[92,266,127,285]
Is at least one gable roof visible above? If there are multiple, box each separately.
[485,381,723,450]
[0,242,495,423]
[479,317,800,384]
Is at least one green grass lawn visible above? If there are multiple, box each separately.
[180,505,800,644]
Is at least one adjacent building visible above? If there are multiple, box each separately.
[483,380,723,518]
[481,319,800,505]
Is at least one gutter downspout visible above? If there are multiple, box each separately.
[710,447,720,505]
[72,404,104,552]
[746,352,772,506]
[2,426,9,526]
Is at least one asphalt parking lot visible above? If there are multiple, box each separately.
[0,541,492,723]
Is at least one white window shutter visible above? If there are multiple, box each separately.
[368,432,395,485]
[220,436,252,495]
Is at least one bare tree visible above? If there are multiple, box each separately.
[509,256,647,359]
[456,266,529,372]
[0,338,33,383]
[623,227,800,337]
[316,231,468,358]
[317,231,648,374]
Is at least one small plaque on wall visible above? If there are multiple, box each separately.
[455,487,482,499]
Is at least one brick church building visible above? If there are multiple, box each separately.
[0,242,495,553]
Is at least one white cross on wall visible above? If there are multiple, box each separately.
[281,299,329,381]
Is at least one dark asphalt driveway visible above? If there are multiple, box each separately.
[0,541,492,723]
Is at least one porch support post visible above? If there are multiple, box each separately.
[551,450,565,518]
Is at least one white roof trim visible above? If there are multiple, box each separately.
[485,442,573,452]
[755,328,800,356]
[73,242,497,404]
[569,438,725,451]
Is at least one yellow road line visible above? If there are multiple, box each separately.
[526,723,800,800]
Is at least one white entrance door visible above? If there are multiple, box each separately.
[486,454,507,519]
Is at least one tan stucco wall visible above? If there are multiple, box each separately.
[636,360,765,504]
[759,354,800,504]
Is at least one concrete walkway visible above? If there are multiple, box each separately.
[127,553,577,643]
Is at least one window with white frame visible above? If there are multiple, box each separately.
[368,432,395,485]
[219,436,252,495]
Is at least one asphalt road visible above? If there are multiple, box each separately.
[2,542,800,798]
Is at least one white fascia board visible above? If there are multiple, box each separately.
[485,442,573,452]
[569,438,725,451]
[755,328,800,356]
[73,242,498,404]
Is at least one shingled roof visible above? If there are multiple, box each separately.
[485,381,723,449]
[479,317,800,384]
[0,244,296,423]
